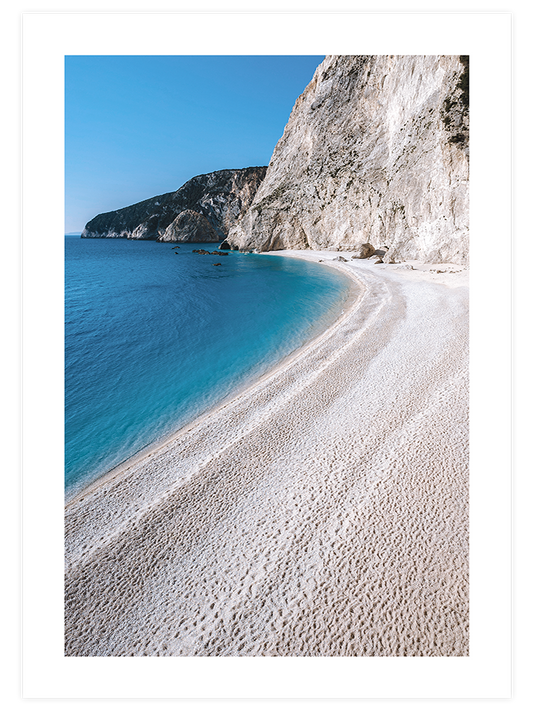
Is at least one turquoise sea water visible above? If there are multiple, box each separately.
[65,236,352,498]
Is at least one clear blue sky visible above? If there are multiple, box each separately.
[65,55,324,232]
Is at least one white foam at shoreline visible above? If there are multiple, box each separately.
[65,250,469,657]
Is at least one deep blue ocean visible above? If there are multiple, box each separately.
[65,236,351,498]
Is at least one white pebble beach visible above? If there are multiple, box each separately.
[65,250,469,657]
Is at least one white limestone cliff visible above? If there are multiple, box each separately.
[227,55,469,264]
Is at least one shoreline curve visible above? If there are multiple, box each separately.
[65,250,469,657]
[65,254,361,505]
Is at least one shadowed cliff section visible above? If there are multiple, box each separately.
[81,167,267,242]
[227,55,469,265]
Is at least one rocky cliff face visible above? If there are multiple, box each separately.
[227,56,469,264]
[81,167,267,242]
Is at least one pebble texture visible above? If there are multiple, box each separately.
[65,255,469,657]
[227,56,469,264]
